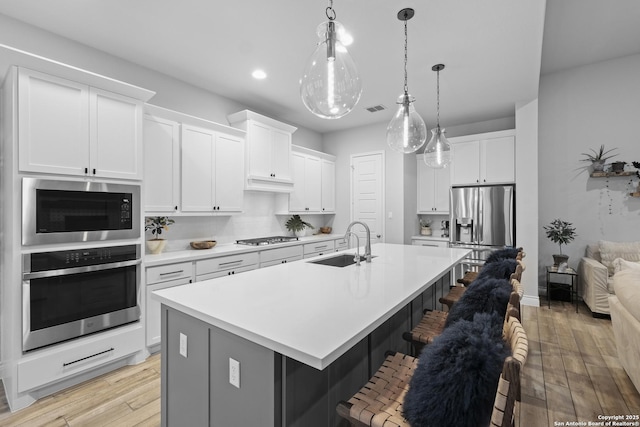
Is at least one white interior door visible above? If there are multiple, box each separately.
[350,151,385,245]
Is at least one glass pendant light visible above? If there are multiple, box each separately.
[424,64,452,168]
[300,0,362,119]
[386,8,426,154]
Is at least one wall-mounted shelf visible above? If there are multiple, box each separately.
[590,171,635,178]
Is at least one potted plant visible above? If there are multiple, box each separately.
[145,216,175,254]
[419,218,432,236]
[543,218,577,266]
[285,215,314,237]
[580,145,618,172]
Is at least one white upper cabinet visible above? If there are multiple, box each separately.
[290,152,321,212]
[181,124,244,213]
[227,110,297,193]
[144,114,180,212]
[417,156,450,213]
[321,159,336,213]
[280,146,336,214]
[449,130,515,186]
[18,68,144,179]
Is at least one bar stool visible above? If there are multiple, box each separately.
[336,307,527,427]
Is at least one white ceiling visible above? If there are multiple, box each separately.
[0,0,639,134]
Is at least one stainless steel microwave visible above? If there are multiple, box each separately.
[22,178,141,246]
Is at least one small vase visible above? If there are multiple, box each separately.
[552,254,569,267]
[147,239,167,255]
[420,227,432,236]
[592,160,605,172]
[295,229,306,238]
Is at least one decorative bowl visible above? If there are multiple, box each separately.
[190,240,217,250]
[320,227,332,234]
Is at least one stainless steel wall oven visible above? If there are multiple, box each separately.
[22,178,140,246]
[22,244,141,352]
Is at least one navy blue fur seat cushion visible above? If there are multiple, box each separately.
[474,258,518,283]
[444,277,512,328]
[485,247,522,264]
[403,312,509,427]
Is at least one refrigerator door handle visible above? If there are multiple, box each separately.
[477,189,483,244]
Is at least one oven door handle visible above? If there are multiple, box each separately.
[23,259,142,280]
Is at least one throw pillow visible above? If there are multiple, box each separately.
[485,247,522,264]
[444,277,512,328]
[474,258,518,283]
[598,240,640,276]
[612,257,640,274]
[403,312,509,427]
[613,268,640,323]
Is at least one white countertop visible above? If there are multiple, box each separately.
[144,233,343,267]
[152,243,470,369]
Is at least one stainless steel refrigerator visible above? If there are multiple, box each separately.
[449,184,515,265]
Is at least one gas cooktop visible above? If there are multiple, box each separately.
[236,236,299,246]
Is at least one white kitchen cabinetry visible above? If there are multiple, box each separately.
[181,124,244,213]
[195,252,259,280]
[290,152,322,212]
[303,240,335,259]
[411,238,449,248]
[146,262,194,348]
[321,159,336,213]
[417,156,450,213]
[227,110,297,193]
[18,68,144,179]
[334,237,348,251]
[449,130,515,186]
[259,245,304,268]
[278,146,336,214]
[144,114,180,212]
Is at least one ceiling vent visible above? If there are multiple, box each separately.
[365,104,386,113]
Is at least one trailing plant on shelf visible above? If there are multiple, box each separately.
[145,216,175,240]
[580,145,618,171]
[543,218,577,266]
[285,215,314,237]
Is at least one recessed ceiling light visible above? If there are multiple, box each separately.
[252,69,267,80]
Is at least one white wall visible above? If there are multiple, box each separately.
[538,54,640,283]
[516,99,540,306]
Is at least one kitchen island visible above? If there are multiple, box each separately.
[153,243,470,427]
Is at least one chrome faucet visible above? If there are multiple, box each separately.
[344,231,361,265]
[344,221,372,262]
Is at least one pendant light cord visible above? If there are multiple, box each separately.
[403,17,408,94]
[436,67,440,128]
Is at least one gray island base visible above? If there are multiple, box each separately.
[154,243,470,426]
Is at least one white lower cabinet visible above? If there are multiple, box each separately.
[195,252,259,280]
[303,241,335,259]
[259,245,304,268]
[17,323,144,393]
[334,237,348,251]
[411,238,449,248]
[146,262,194,348]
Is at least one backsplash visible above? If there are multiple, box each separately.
[146,192,335,252]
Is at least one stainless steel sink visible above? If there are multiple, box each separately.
[308,254,372,267]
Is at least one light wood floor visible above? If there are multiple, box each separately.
[0,300,638,426]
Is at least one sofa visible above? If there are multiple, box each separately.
[608,262,640,394]
[579,241,640,316]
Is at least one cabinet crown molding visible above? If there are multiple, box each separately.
[292,145,336,162]
[144,104,246,138]
[227,110,297,134]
